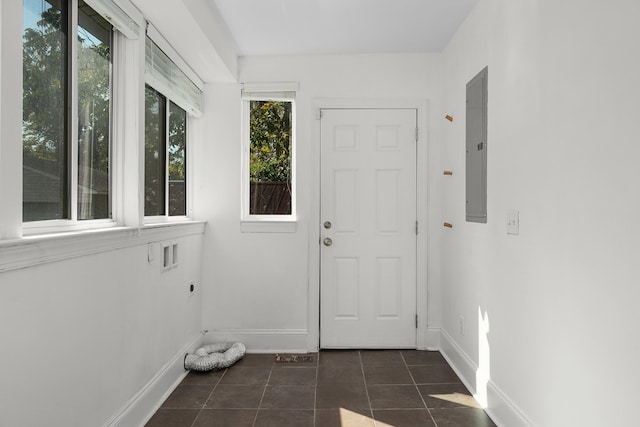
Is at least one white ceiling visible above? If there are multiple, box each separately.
[209,0,478,56]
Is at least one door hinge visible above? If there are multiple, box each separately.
[415,220,419,235]
[415,127,419,142]
[415,314,418,328]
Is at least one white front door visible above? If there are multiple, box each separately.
[320,108,417,348]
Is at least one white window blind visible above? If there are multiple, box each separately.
[145,35,203,118]
[241,82,298,101]
[84,0,141,39]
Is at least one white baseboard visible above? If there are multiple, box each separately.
[439,330,535,427]
[439,330,478,386]
[205,329,309,353]
[485,378,536,427]
[425,326,441,350]
[104,334,203,427]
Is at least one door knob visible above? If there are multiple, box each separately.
[323,238,333,247]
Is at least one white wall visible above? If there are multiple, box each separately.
[0,229,204,427]
[4,0,639,425]
[439,0,640,426]
[0,2,207,424]
[195,54,444,351]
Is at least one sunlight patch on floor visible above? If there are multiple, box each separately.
[339,408,376,426]
[428,392,481,408]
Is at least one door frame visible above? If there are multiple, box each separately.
[307,98,430,351]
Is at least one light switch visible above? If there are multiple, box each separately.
[507,210,519,235]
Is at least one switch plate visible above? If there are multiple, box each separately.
[507,210,519,235]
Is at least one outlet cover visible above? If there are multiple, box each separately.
[507,210,519,235]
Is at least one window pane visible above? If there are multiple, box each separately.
[249,100,292,215]
[77,0,112,220]
[23,0,68,222]
[144,85,166,216]
[168,102,186,216]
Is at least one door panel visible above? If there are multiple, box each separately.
[320,108,417,349]
[376,169,401,233]
[333,170,359,233]
[334,257,359,319]
[376,257,401,318]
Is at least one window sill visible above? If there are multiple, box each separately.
[22,218,120,237]
[240,218,297,233]
[144,215,191,225]
[0,221,206,273]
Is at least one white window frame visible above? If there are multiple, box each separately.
[22,0,123,236]
[240,83,297,233]
[143,87,192,224]
[143,28,202,224]
[9,0,202,244]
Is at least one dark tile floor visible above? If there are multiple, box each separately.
[146,350,496,427]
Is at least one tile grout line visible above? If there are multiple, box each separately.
[358,351,377,426]
[401,351,439,427]
[313,353,319,427]
[189,368,228,427]
[251,359,274,427]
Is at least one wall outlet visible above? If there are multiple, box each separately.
[147,243,155,262]
[507,210,519,235]
[172,243,179,268]
[459,315,465,336]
